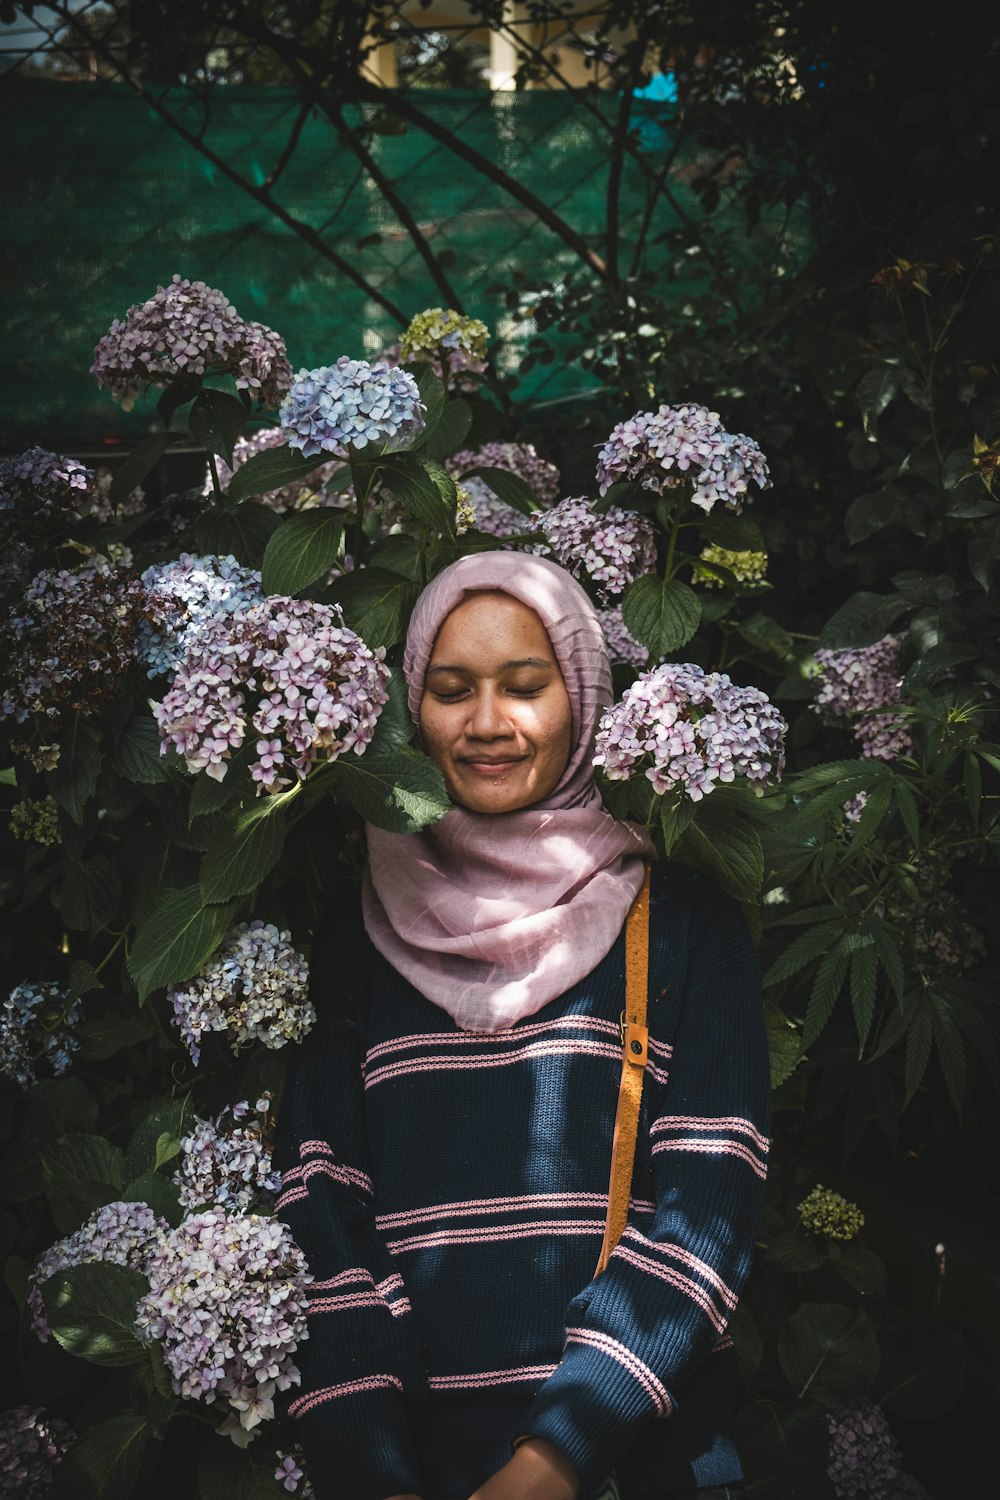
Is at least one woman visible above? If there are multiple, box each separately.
[275,552,770,1500]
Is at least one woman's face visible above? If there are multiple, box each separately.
[419,591,573,815]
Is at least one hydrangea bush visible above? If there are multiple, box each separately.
[1,279,992,1499]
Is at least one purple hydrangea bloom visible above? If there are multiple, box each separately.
[813,634,912,761]
[0,1406,75,1498]
[90,275,292,410]
[0,447,94,521]
[135,1208,311,1438]
[152,596,389,790]
[594,662,787,800]
[279,357,425,458]
[826,1404,906,1499]
[29,1201,167,1339]
[168,921,313,1065]
[596,402,771,513]
[174,1095,281,1212]
[139,553,264,678]
[537,497,657,600]
[0,563,145,768]
[1,981,82,1090]
[274,1450,311,1494]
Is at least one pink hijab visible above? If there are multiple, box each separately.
[362,552,653,1031]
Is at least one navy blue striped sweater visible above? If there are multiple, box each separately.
[274,861,771,1500]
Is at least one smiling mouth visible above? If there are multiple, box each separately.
[460,756,526,772]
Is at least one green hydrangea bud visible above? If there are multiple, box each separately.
[797,1184,865,1241]
[455,484,476,536]
[695,543,769,587]
[399,307,489,373]
[9,796,60,847]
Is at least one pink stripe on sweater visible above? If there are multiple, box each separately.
[609,1245,728,1333]
[295,1157,374,1196]
[364,1015,622,1063]
[376,1273,407,1297]
[275,1184,308,1209]
[565,1328,672,1415]
[289,1374,403,1418]
[308,1292,385,1315]
[621,1227,738,1308]
[386,1217,605,1255]
[376,1190,611,1230]
[428,1363,558,1391]
[310,1269,375,1292]
[365,1037,621,1090]
[650,1114,770,1154]
[651,1137,767,1179]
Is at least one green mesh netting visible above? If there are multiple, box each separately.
[2,76,809,452]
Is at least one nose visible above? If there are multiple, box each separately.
[466,685,513,741]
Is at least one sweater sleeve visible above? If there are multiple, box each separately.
[274,913,427,1500]
[520,874,771,1493]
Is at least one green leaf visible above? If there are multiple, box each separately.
[868,918,905,1000]
[765,1004,803,1088]
[457,464,539,518]
[42,1133,126,1234]
[67,959,104,1001]
[844,488,905,544]
[827,1241,887,1297]
[904,1003,934,1105]
[778,1302,880,1404]
[188,740,256,822]
[200,804,287,903]
[53,1410,150,1500]
[930,993,967,1114]
[764,921,843,988]
[329,567,420,651]
[333,747,451,832]
[763,1228,825,1274]
[803,939,852,1047]
[366,669,416,753]
[676,794,764,903]
[622,575,702,656]
[699,513,765,551]
[121,1171,182,1227]
[879,1328,967,1419]
[112,714,172,785]
[47,714,103,824]
[818,592,909,651]
[857,366,899,439]
[108,432,174,505]
[195,501,283,569]
[124,1098,193,1183]
[849,938,877,1054]
[967,515,1000,591]
[424,397,473,460]
[127,885,236,1002]
[414,364,447,437]
[189,388,246,467]
[658,796,696,855]
[44,1262,148,1366]
[376,452,457,533]
[61,854,121,936]
[154,1132,181,1171]
[197,1434,291,1500]
[260,509,345,596]
[77,1014,155,1061]
[963,754,982,827]
[224,443,327,504]
[892,775,920,846]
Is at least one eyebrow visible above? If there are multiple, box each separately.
[426,657,557,675]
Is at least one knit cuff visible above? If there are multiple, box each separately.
[292,1383,423,1500]
[520,1335,674,1494]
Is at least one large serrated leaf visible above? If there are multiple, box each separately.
[52,1409,150,1500]
[802,939,852,1047]
[333,747,451,832]
[112,714,172,785]
[622,574,701,656]
[778,1302,880,1404]
[124,1098,194,1183]
[189,387,246,468]
[818,592,909,651]
[43,1262,148,1367]
[764,921,843,987]
[108,432,174,504]
[200,804,287,903]
[47,714,103,824]
[676,793,764,903]
[377,452,457,533]
[765,1005,804,1088]
[458,463,538,517]
[195,500,282,569]
[329,567,419,651]
[127,885,236,1002]
[224,443,328,504]
[849,938,877,1054]
[261,509,344,595]
[424,397,473,460]
[61,854,121,936]
[699,513,765,551]
[42,1133,126,1234]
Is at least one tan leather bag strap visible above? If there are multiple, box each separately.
[594,862,652,1278]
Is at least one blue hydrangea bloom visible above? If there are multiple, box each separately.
[279,356,425,458]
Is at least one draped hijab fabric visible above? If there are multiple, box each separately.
[362,553,653,1031]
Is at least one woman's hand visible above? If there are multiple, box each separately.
[466,1437,580,1500]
